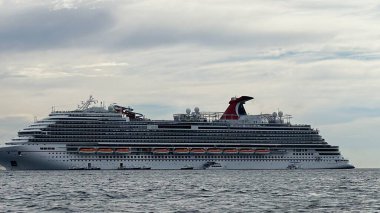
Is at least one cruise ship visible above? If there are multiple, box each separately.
[0,95,354,170]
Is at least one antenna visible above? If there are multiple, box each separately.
[284,114,292,124]
[78,95,98,110]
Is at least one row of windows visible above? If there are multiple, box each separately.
[49,154,338,160]
[37,134,322,140]
[28,135,322,142]
[52,155,287,159]
[32,129,319,135]
[47,124,316,133]
[36,126,316,133]
[30,139,324,145]
[32,139,323,144]
[48,149,340,158]
[293,153,313,155]
[42,128,318,135]
[55,159,336,162]
[40,147,55,150]
[49,114,120,118]
[294,149,308,152]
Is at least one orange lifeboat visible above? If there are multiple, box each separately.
[174,148,189,154]
[79,148,96,154]
[239,149,255,154]
[115,148,130,154]
[97,148,114,154]
[207,148,223,154]
[223,149,238,154]
[255,149,270,154]
[153,148,170,154]
[190,148,206,154]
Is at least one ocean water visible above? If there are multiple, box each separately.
[0,169,379,212]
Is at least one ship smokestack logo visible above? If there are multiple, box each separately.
[220,96,253,120]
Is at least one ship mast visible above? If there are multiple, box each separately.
[78,95,98,110]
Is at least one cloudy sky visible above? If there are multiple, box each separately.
[0,0,379,168]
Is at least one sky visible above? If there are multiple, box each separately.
[0,0,379,168]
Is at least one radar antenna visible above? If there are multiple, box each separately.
[78,95,98,110]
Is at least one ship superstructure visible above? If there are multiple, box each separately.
[0,95,354,170]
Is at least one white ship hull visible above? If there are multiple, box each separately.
[0,144,354,170]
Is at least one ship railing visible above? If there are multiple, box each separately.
[199,112,224,122]
[173,112,224,122]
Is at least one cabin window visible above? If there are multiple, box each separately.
[10,161,18,167]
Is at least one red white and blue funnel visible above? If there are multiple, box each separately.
[220,96,253,120]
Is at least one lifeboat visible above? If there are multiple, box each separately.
[207,148,223,154]
[239,149,255,154]
[115,148,130,154]
[79,148,96,154]
[174,148,189,154]
[153,148,170,154]
[190,148,206,154]
[97,148,114,154]
[255,149,270,154]
[223,149,238,154]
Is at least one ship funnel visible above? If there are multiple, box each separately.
[220,96,253,120]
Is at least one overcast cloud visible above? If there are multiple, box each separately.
[0,0,379,167]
